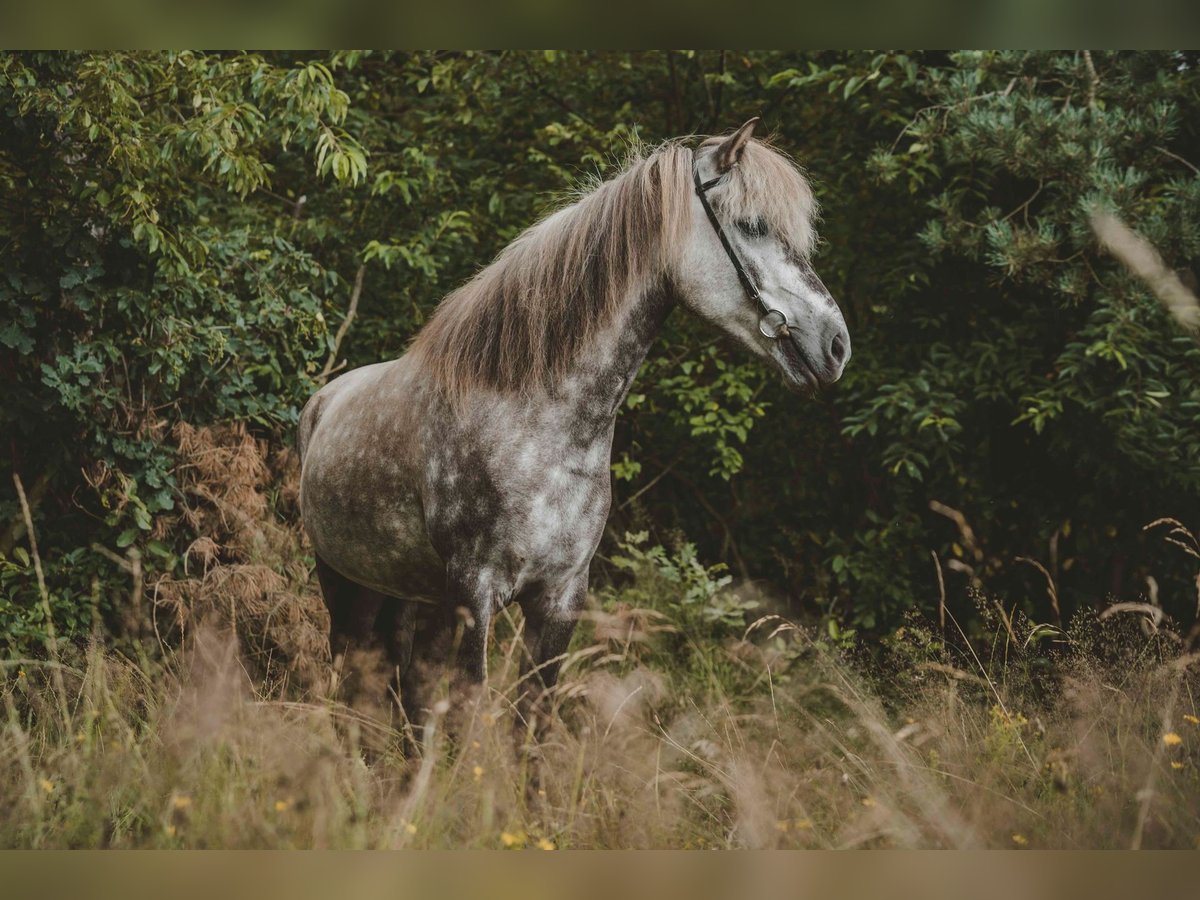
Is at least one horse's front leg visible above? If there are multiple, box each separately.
[515,573,587,745]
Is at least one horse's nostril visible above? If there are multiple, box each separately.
[830,333,847,364]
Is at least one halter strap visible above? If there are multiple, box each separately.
[692,162,789,339]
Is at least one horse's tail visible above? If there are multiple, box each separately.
[296,391,326,465]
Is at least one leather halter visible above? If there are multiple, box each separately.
[692,162,790,340]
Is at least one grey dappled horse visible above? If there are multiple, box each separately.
[297,119,850,739]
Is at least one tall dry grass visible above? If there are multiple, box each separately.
[2,427,1199,848]
[4,588,1200,848]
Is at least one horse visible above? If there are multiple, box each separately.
[297,118,850,743]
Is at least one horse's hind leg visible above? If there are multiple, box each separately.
[314,555,387,710]
[399,567,497,747]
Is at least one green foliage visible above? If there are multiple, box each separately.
[642,345,769,480]
[609,531,758,635]
[822,50,1200,628]
[2,50,1200,650]
[0,51,365,644]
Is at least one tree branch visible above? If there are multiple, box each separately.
[318,263,366,383]
[1082,50,1100,108]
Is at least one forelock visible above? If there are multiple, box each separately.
[698,136,819,257]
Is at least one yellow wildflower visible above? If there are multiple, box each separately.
[1011,833,1028,847]
[39,778,54,793]
[1171,761,1185,770]
[274,799,292,812]
[777,817,813,833]
[473,765,484,782]
[1184,715,1199,726]
[500,831,526,848]
[404,822,417,835]
[1163,732,1184,747]
[173,795,192,810]
[536,838,556,851]
[17,669,26,679]
[861,797,876,808]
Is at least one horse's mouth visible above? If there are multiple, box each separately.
[777,334,821,393]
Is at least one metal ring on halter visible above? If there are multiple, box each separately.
[758,309,789,339]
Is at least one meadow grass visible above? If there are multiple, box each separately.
[3,576,1199,849]
[3,425,1199,849]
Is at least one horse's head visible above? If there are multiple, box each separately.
[676,119,850,393]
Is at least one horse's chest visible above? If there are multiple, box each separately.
[427,431,611,584]
[515,463,609,569]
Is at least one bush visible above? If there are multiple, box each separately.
[3,49,1200,651]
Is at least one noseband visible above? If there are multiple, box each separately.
[693,162,791,340]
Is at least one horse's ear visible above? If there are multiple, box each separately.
[713,117,761,173]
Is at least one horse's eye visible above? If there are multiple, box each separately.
[736,217,768,238]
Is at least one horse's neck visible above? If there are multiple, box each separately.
[554,281,674,428]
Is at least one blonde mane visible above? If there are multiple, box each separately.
[409,135,817,402]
